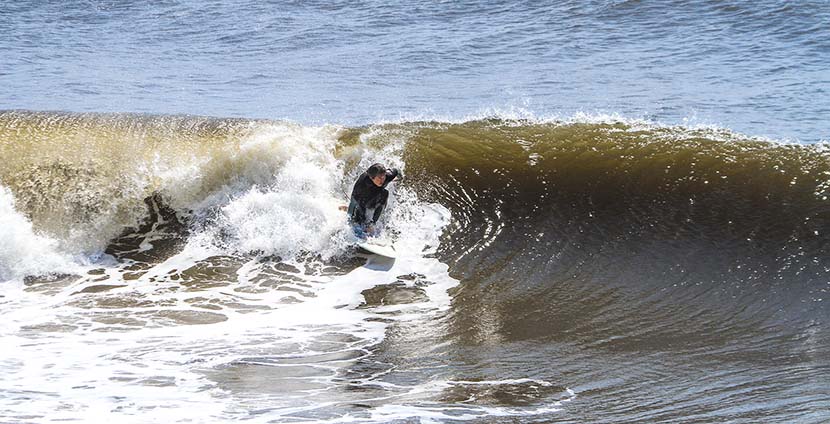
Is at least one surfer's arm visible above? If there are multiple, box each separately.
[384,168,400,185]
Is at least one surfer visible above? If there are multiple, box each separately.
[339,163,400,235]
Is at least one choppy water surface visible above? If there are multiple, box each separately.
[1,1,828,141]
[1,1,830,423]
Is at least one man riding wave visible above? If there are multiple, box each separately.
[340,163,400,237]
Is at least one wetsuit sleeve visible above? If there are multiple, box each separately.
[382,168,400,187]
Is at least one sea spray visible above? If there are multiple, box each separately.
[0,186,75,282]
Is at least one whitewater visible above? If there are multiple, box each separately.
[0,112,580,422]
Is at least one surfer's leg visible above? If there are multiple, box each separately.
[346,198,358,217]
[352,224,368,239]
[348,199,367,224]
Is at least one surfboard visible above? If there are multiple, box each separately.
[357,241,397,259]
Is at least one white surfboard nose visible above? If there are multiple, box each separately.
[357,241,397,259]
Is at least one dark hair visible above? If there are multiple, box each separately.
[367,163,386,177]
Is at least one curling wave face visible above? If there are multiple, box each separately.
[355,118,830,422]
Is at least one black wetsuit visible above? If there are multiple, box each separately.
[347,168,399,226]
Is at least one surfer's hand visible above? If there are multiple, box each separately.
[338,205,348,211]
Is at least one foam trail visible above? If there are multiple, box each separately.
[0,200,463,422]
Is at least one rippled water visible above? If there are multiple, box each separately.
[2,1,830,423]
[2,1,828,141]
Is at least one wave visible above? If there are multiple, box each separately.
[3,111,830,303]
[2,110,828,422]
[360,118,830,352]
[0,111,355,257]
[389,118,830,257]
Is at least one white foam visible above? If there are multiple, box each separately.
[0,186,77,282]
[0,161,468,422]
[1,120,351,261]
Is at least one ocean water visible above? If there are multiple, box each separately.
[3,1,829,141]
[1,1,829,423]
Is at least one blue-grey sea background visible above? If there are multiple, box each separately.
[2,1,828,142]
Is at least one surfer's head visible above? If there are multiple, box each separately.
[367,163,387,187]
